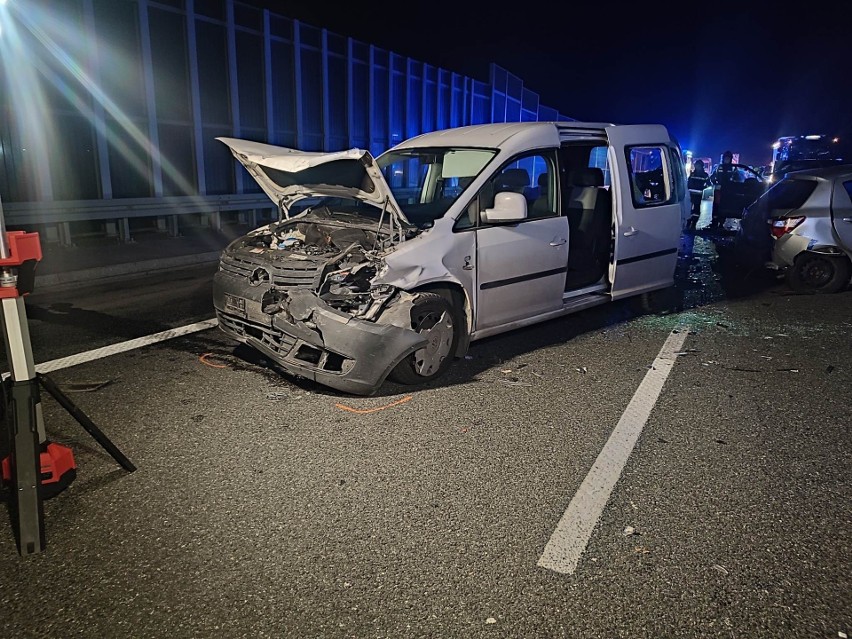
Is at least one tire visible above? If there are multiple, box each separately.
[786,252,852,294]
[634,285,683,315]
[388,292,459,385]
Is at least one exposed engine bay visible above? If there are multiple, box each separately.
[222,206,419,319]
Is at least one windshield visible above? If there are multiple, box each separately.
[376,147,497,227]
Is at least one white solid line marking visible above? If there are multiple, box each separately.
[30,318,218,375]
[538,327,689,575]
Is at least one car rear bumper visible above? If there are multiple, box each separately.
[772,233,811,268]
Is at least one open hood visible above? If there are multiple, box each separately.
[217,137,409,225]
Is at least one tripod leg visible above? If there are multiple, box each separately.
[7,379,45,555]
[1,297,45,555]
[37,374,136,473]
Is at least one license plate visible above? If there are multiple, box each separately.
[224,293,246,316]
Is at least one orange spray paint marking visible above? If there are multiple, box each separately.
[199,353,229,369]
[335,395,413,414]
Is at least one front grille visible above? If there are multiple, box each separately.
[217,310,297,356]
[220,253,324,289]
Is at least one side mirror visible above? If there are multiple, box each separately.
[482,192,527,223]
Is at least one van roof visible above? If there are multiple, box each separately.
[390,121,613,152]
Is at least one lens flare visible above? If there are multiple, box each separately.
[1,1,203,202]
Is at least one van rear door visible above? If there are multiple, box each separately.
[606,125,684,298]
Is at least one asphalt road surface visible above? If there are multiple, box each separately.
[0,232,849,638]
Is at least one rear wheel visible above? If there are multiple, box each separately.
[786,252,851,294]
[389,293,459,385]
[635,285,683,315]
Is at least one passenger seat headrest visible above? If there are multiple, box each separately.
[496,168,530,190]
[568,167,604,187]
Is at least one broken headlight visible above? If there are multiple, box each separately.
[319,263,379,315]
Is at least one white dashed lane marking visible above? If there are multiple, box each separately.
[538,327,689,575]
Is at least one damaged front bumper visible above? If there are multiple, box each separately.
[212,270,426,395]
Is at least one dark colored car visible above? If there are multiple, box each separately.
[709,163,767,221]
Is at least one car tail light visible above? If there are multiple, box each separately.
[770,216,805,239]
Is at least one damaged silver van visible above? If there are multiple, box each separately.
[213,122,689,394]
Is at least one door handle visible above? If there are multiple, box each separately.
[549,238,567,247]
[843,217,852,223]
[623,227,638,237]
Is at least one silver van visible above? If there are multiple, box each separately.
[213,122,689,394]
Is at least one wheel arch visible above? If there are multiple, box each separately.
[409,282,471,357]
[788,249,852,293]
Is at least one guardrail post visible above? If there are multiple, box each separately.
[118,218,133,243]
[58,222,74,248]
[168,215,180,237]
[42,226,60,245]
[209,211,222,232]
[156,215,181,237]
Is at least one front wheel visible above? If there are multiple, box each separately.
[786,252,851,294]
[388,293,459,385]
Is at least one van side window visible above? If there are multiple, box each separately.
[455,150,558,229]
[626,146,671,207]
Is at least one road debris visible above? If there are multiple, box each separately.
[60,380,113,393]
[335,396,413,414]
[576,366,588,374]
[499,379,532,387]
[266,392,289,401]
[623,526,638,537]
[776,368,799,373]
[634,546,650,554]
[826,365,835,373]
[464,355,474,360]
[485,618,497,625]
[711,564,729,576]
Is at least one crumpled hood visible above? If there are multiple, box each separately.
[217,137,409,225]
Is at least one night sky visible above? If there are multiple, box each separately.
[244,0,850,166]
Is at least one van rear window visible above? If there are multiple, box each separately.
[763,179,817,210]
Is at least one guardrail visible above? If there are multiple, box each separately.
[2,194,276,246]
